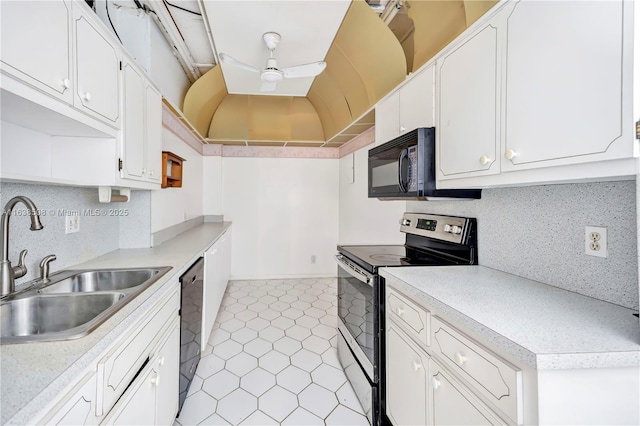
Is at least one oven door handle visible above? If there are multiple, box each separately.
[335,255,373,287]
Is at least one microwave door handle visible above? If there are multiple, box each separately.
[398,148,408,193]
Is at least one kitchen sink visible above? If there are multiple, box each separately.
[38,268,167,293]
[1,293,125,342]
[0,266,172,344]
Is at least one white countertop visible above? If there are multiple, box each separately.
[1,222,231,425]
[380,265,640,370]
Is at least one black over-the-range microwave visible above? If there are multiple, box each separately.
[368,127,481,200]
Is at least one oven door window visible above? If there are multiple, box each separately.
[337,266,375,367]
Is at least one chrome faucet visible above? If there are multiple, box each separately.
[1,196,44,296]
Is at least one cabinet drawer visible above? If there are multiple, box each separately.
[96,286,179,416]
[431,317,522,424]
[386,286,429,346]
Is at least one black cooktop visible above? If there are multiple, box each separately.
[338,244,457,272]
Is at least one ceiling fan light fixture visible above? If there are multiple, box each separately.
[261,68,284,82]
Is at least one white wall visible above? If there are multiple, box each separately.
[150,129,203,232]
[203,156,223,216]
[339,146,406,245]
[222,157,339,279]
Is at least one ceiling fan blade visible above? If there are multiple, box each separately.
[282,61,327,79]
[219,53,259,73]
[259,81,278,92]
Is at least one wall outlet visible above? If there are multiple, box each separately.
[585,226,607,258]
[65,213,80,234]
[311,255,317,264]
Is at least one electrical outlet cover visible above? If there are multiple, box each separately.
[65,213,80,234]
[585,226,607,258]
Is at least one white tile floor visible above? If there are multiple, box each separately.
[175,278,368,426]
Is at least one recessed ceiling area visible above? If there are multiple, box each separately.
[203,1,351,97]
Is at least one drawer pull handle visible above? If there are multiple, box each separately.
[412,361,423,372]
[151,374,160,386]
[454,352,467,366]
[395,307,405,316]
[432,376,441,390]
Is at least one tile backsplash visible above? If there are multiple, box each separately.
[0,182,151,285]
[408,180,638,310]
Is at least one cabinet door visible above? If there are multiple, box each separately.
[386,323,429,426]
[437,24,500,178]
[0,1,72,103]
[155,322,180,425]
[145,84,163,182]
[103,365,157,425]
[399,64,435,132]
[122,62,145,180]
[42,373,98,425]
[430,360,505,426]
[375,91,400,146]
[74,8,120,125]
[503,0,629,169]
[202,245,221,348]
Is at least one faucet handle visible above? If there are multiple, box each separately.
[39,254,57,283]
[12,249,28,279]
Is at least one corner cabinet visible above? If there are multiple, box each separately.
[436,0,638,188]
[121,59,162,184]
[375,64,435,146]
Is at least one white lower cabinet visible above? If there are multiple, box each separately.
[385,284,515,426]
[202,228,232,349]
[430,359,505,426]
[33,280,181,425]
[40,373,99,426]
[103,319,180,425]
[386,323,430,426]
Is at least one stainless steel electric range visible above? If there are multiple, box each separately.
[336,213,478,426]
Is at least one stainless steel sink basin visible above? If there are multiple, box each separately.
[0,266,172,344]
[38,268,166,293]
[1,293,125,342]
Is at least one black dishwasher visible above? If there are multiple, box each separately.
[178,257,204,414]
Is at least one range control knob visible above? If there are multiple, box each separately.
[444,224,463,234]
[400,219,411,226]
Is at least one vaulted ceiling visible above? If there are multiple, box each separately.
[173,0,498,146]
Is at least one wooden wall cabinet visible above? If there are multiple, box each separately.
[162,151,185,188]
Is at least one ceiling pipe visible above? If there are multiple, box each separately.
[143,0,201,82]
[382,0,403,24]
[196,0,220,66]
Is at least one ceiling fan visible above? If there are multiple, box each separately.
[219,32,327,93]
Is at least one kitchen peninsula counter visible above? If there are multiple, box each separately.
[1,222,231,425]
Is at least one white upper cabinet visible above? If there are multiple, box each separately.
[436,0,637,188]
[145,84,163,182]
[437,23,500,178]
[502,0,630,170]
[0,1,72,103]
[73,7,120,126]
[400,65,435,133]
[375,90,400,146]
[122,62,146,180]
[375,64,436,146]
